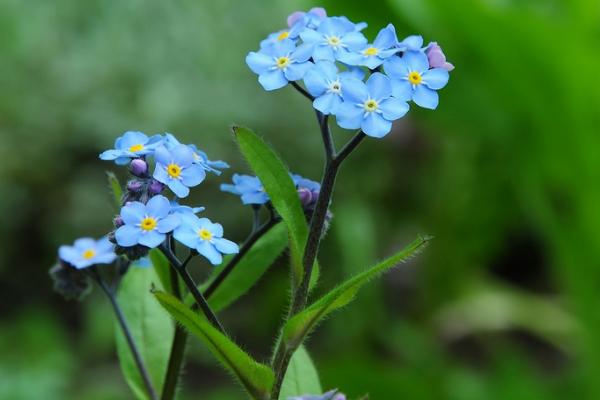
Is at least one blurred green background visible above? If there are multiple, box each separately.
[2,0,600,398]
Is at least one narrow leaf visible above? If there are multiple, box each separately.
[154,291,274,399]
[279,345,322,399]
[201,222,288,312]
[283,235,432,349]
[149,248,172,294]
[106,171,123,209]
[116,267,174,400]
[233,126,308,287]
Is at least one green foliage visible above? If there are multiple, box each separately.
[201,222,289,312]
[106,171,123,209]
[115,267,174,400]
[283,236,431,349]
[279,346,322,400]
[148,249,172,295]
[154,291,275,400]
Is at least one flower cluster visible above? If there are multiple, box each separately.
[246,8,453,138]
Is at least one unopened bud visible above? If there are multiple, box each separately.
[127,180,143,192]
[298,187,313,206]
[148,180,164,195]
[113,215,124,228]
[129,159,148,177]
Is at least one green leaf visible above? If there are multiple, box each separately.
[106,171,122,209]
[200,222,288,312]
[233,126,309,288]
[154,291,275,399]
[149,248,172,294]
[116,267,174,400]
[282,235,432,350]
[279,345,322,399]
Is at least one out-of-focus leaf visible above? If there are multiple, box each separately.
[149,248,172,295]
[283,235,431,349]
[279,345,322,399]
[154,291,274,400]
[116,267,174,400]
[106,171,122,209]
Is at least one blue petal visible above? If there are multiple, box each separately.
[422,68,449,90]
[373,24,397,49]
[121,202,146,225]
[303,65,329,97]
[313,93,342,115]
[246,51,273,74]
[241,192,269,205]
[336,51,363,66]
[96,237,115,253]
[209,221,223,237]
[335,102,363,130]
[383,56,410,79]
[299,28,321,44]
[180,164,206,187]
[146,195,171,219]
[94,253,117,264]
[312,45,335,62]
[413,85,439,109]
[119,131,149,148]
[340,77,368,103]
[58,245,78,264]
[154,146,171,165]
[157,214,180,233]
[168,179,190,198]
[292,43,315,63]
[403,51,429,73]
[99,149,121,160]
[342,31,368,49]
[390,79,413,101]
[115,225,141,247]
[221,183,241,195]
[400,35,424,50]
[214,238,239,254]
[174,226,199,249]
[171,144,194,167]
[115,156,132,165]
[197,241,222,265]
[285,62,312,81]
[361,112,392,138]
[138,231,165,248]
[153,163,170,184]
[258,70,288,91]
[366,72,392,100]
[74,237,96,250]
[378,98,410,120]
[363,56,385,69]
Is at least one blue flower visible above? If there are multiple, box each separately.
[153,144,206,198]
[334,72,409,138]
[163,133,229,175]
[59,237,117,269]
[338,24,399,69]
[287,7,327,30]
[220,174,269,205]
[299,17,367,62]
[260,23,306,49]
[173,215,239,265]
[303,62,364,115]
[397,34,424,51]
[115,195,180,248]
[99,131,162,165]
[383,50,450,109]
[246,39,314,91]
[293,174,320,192]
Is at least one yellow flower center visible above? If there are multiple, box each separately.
[198,228,213,241]
[327,36,341,46]
[277,31,289,41]
[363,47,378,56]
[129,143,144,152]
[363,99,379,112]
[82,249,96,259]
[140,217,157,231]
[167,163,181,178]
[408,71,422,85]
[276,56,290,69]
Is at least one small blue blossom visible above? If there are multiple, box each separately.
[338,24,399,69]
[153,144,206,198]
[334,72,409,138]
[260,23,306,49]
[220,174,269,205]
[383,50,450,109]
[59,237,117,269]
[287,7,327,30]
[246,39,314,91]
[115,195,180,248]
[163,133,229,175]
[303,62,364,115]
[397,34,424,51]
[99,131,162,165]
[299,17,367,62]
[173,215,239,265]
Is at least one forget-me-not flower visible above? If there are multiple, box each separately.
[246,39,314,91]
[335,72,409,138]
[173,215,239,265]
[338,24,399,69]
[287,7,327,29]
[115,195,180,248]
[299,17,367,62]
[162,133,229,175]
[303,62,364,115]
[220,174,269,205]
[153,144,206,198]
[59,237,117,269]
[397,34,424,51]
[99,131,162,165]
[384,50,450,109]
[170,201,205,216]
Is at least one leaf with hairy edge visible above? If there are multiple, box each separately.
[200,222,288,312]
[279,345,322,399]
[233,126,309,288]
[282,235,432,349]
[116,267,174,400]
[106,171,122,209]
[154,291,275,400]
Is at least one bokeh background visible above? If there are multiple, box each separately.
[2,0,600,398]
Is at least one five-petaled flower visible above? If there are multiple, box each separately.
[115,195,180,248]
[220,174,269,205]
[384,50,450,109]
[174,215,239,265]
[153,144,206,198]
[338,24,399,69]
[246,39,314,91]
[335,72,409,138]
[299,17,367,62]
[59,237,117,269]
[162,133,229,175]
[99,131,162,165]
[303,61,364,115]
